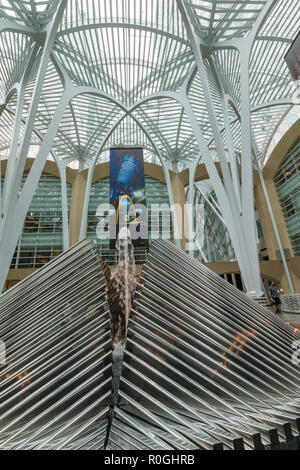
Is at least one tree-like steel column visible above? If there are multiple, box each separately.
[0,1,68,292]
[175,0,283,298]
[181,94,260,295]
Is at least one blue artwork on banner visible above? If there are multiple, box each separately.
[110,148,148,248]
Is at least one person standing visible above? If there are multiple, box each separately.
[268,281,281,315]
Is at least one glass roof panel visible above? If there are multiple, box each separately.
[0,0,299,169]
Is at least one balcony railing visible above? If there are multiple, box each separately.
[281,294,300,314]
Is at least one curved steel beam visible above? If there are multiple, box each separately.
[57,22,190,46]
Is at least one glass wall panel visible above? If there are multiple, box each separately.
[2,173,72,269]
[275,138,300,256]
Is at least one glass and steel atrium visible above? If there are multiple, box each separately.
[0,0,300,296]
[0,0,300,453]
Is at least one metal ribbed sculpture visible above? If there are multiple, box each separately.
[107,240,300,450]
[0,240,111,450]
[0,239,300,450]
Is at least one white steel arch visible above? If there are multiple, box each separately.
[0,0,299,295]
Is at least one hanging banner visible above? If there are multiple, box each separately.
[110,148,148,249]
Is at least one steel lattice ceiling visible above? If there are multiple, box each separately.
[0,0,299,169]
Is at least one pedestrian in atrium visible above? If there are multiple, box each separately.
[268,281,282,315]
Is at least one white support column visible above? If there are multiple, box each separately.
[0,89,71,292]
[239,41,262,297]
[195,239,208,263]
[0,151,1,217]
[222,99,242,213]
[207,61,242,212]
[1,2,68,225]
[57,159,70,251]
[176,0,263,297]
[79,159,97,241]
[176,2,239,210]
[0,1,68,292]
[161,160,182,250]
[186,161,198,255]
[181,94,261,295]
[205,227,212,263]
[1,84,25,220]
[1,44,39,220]
[193,187,208,263]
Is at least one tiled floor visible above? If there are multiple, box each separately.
[266,307,300,331]
[282,313,300,331]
